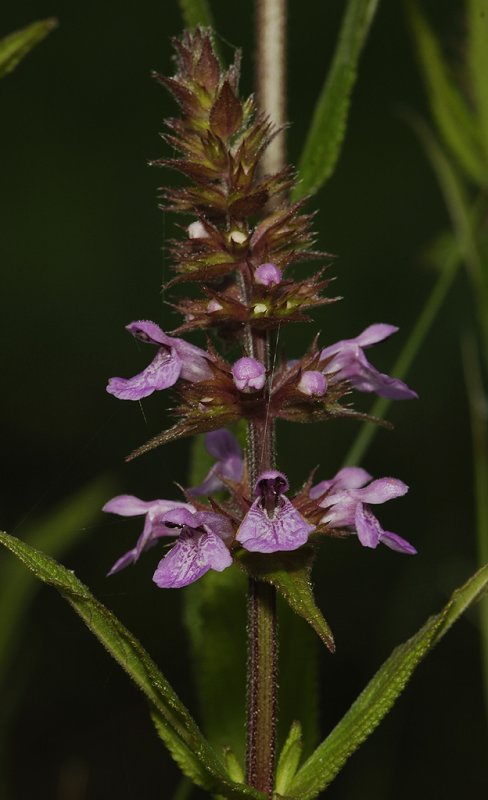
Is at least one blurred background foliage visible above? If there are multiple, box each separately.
[0,0,487,798]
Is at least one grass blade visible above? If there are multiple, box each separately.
[293,0,380,200]
[288,561,488,799]
[0,18,57,79]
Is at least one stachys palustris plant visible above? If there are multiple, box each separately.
[103,28,417,796]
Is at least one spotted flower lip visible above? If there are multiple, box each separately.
[311,467,416,554]
[236,470,314,552]
[106,320,213,401]
[190,429,244,496]
[102,494,195,575]
[152,507,233,589]
[231,356,266,392]
[320,323,418,400]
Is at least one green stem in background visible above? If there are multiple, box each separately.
[462,335,488,712]
[245,0,287,794]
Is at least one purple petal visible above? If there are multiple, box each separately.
[106,348,182,400]
[236,497,314,553]
[346,360,418,400]
[173,338,213,382]
[298,371,327,396]
[353,323,399,348]
[232,357,266,392]
[310,467,372,499]
[355,504,382,549]
[102,495,153,516]
[205,429,241,460]
[357,477,409,504]
[161,507,200,528]
[380,530,417,555]
[190,455,243,496]
[152,529,232,588]
[108,548,139,576]
[126,320,174,347]
[319,492,357,527]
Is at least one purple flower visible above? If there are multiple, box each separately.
[320,324,417,400]
[298,370,327,397]
[107,320,212,401]
[236,470,315,552]
[152,507,233,588]
[255,262,282,286]
[232,357,266,392]
[311,467,416,554]
[103,495,233,586]
[102,494,194,574]
[190,429,244,496]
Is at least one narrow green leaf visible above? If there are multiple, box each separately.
[224,747,245,783]
[178,0,214,29]
[288,562,488,799]
[275,721,303,795]
[293,0,380,199]
[237,547,335,653]
[0,532,264,800]
[184,567,247,763]
[468,0,488,171]
[406,0,486,185]
[0,18,57,79]
[409,117,488,361]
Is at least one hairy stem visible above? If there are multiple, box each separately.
[245,0,287,794]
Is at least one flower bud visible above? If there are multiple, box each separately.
[207,299,223,313]
[231,357,266,392]
[255,262,282,286]
[188,221,209,239]
[298,370,327,397]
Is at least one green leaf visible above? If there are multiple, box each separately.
[184,567,247,764]
[0,531,264,800]
[275,721,303,796]
[293,0,380,200]
[468,0,488,171]
[408,117,488,359]
[237,547,335,653]
[406,0,486,185]
[0,18,57,79]
[287,562,488,799]
[178,0,214,29]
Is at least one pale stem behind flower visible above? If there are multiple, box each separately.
[245,0,287,795]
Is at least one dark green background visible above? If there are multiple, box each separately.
[1,1,486,798]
